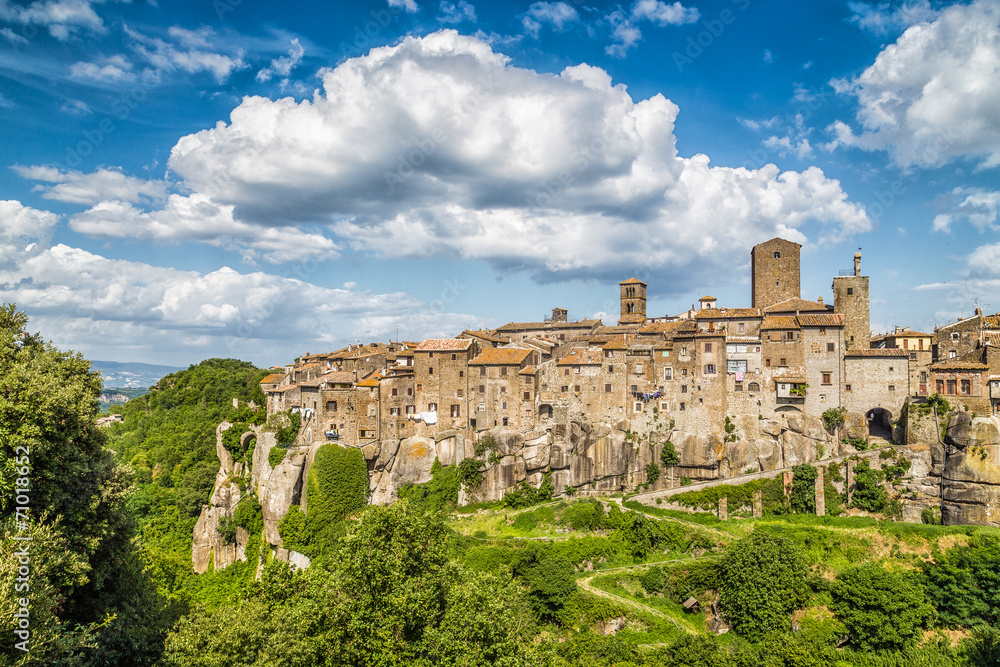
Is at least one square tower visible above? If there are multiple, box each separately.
[751,238,801,309]
[619,277,647,325]
[833,252,870,350]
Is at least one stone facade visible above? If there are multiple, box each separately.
[751,237,801,310]
[833,253,870,350]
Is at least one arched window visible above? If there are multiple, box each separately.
[748,382,760,392]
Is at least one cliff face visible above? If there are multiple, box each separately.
[942,414,1000,526]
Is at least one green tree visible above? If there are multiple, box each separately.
[851,460,888,512]
[718,530,810,641]
[645,461,661,485]
[790,464,818,514]
[660,440,680,467]
[831,562,935,652]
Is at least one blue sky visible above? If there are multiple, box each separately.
[1,0,999,366]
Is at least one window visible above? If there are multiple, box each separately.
[681,346,687,355]
[910,353,917,361]
[427,403,436,412]
[524,391,530,400]
[417,384,422,392]
[500,386,506,393]
[845,384,852,392]
[631,384,638,392]
[428,367,434,375]
[502,401,507,410]
[739,322,745,333]
[407,387,413,396]
[459,370,464,377]
[457,389,463,397]
[705,342,712,352]
[903,339,909,350]
[479,384,485,393]
[450,404,461,417]
[704,364,716,374]
[501,367,508,376]
[604,350,612,358]
[950,350,957,358]
[748,382,759,392]
[561,386,568,392]
[727,359,747,373]
[451,353,456,360]
[391,387,398,397]
[819,327,826,335]
[889,367,894,372]
[524,375,531,384]
[889,385,896,392]
[574,385,580,393]
[786,331,795,340]
[390,407,400,416]
[635,363,643,373]
[525,408,532,417]
[635,402,642,411]
[920,372,927,383]
[961,379,971,395]
[502,417,508,426]
[734,383,743,392]
[480,366,486,376]
[847,287,854,296]
[780,358,786,366]
[608,365,614,372]
[564,368,570,376]
[680,402,686,411]
[822,373,832,385]
[919,339,924,350]
[664,368,673,380]
[952,332,960,341]
[574,367,580,374]
[827,343,835,352]
[765,358,771,367]
[937,379,944,394]
[773,251,781,259]
[478,402,485,412]
[359,430,367,438]
[605,383,612,393]
[407,405,416,414]
[682,368,688,376]
[947,379,957,395]
[681,385,688,393]
[327,400,337,411]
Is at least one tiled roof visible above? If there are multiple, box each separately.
[272,384,300,393]
[260,373,285,384]
[321,371,356,385]
[556,349,604,366]
[496,319,601,331]
[355,370,383,387]
[985,332,1000,347]
[886,330,932,338]
[695,308,762,319]
[638,321,689,334]
[931,361,988,370]
[699,295,717,301]
[416,338,474,352]
[797,313,845,327]
[519,365,538,375]
[761,316,800,330]
[617,314,646,324]
[845,349,908,357]
[470,347,532,366]
[603,337,629,350]
[295,363,320,372]
[764,298,832,313]
[461,329,509,344]
[985,316,1000,328]
[619,277,646,285]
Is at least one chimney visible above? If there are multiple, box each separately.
[854,252,861,277]
[817,296,823,304]
[976,307,983,317]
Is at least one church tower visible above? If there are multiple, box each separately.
[618,278,647,325]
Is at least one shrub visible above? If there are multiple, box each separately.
[645,461,661,484]
[831,562,935,651]
[500,471,554,509]
[790,464,818,514]
[459,457,485,490]
[822,406,848,431]
[268,446,286,469]
[851,460,888,512]
[660,440,680,467]
[719,531,810,641]
[397,459,460,513]
[216,515,238,544]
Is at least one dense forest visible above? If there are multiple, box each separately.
[4,304,1000,666]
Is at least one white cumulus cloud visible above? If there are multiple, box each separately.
[13,165,167,204]
[256,38,304,83]
[829,0,1000,169]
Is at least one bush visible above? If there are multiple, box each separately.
[268,446,286,469]
[307,444,368,524]
[396,459,460,513]
[822,406,847,431]
[790,464,818,514]
[500,471,554,509]
[459,457,484,490]
[661,440,680,467]
[832,562,935,651]
[851,460,888,512]
[645,461,661,484]
[719,531,810,641]
[561,499,607,532]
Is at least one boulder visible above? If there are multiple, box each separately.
[719,440,759,478]
[780,431,815,468]
[946,415,1000,450]
[389,436,437,488]
[754,438,781,471]
[216,421,235,475]
[843,412,869,442]
[522,441,550,471]
[759,419,782,438]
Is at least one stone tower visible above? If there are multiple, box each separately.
[833,252,870,350]
[751,238,801,309]
[619,277,647,325]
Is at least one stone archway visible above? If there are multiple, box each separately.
[775,405,802,413]
[539,404,553,420]
[866,408,893,440]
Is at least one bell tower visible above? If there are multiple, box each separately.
[618,277,647,325]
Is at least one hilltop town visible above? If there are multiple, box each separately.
[260,237,1000,452]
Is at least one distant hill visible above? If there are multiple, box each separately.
[90,360,185,389]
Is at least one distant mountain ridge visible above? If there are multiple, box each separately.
[90,360,184,389]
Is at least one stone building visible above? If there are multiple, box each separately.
[469,347,534,431]
[798,313,845,415]
[833,252,871,350]
[496,315,601,343]
[871,326,933,397]
[934,309,1000,362]
[751,237,801,309]
[842,349,910,437]
[619,277,647,325]
[413,338,477,432]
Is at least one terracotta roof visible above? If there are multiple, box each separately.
[931,361,988,370]
[272,384,300,393]
[695,307,762,319]
[295,363,320,372]
[260,373,285,384]
[638,321,688,334]
[496,319,601,332]
[764,298,832,313]
[619,277,646,285]
[886,330,932,338]
[617,314,647,324]
[603,337,629,350]
[461,329,509,344]
[556,349,604,366]
[699,295,717,301]
[845,349,909,357]
[356,370,383,387]
[797,313,845,327]
[984,315,1000,328]
[416,338,473,352]
[470,348,532,366]
[774,376,807,384]
[761,316,800,330]
[755,237,801,248]
[985,332,1000,347]
[519,365,537,375]
[396,348,414,357]
[321,371,356,385]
